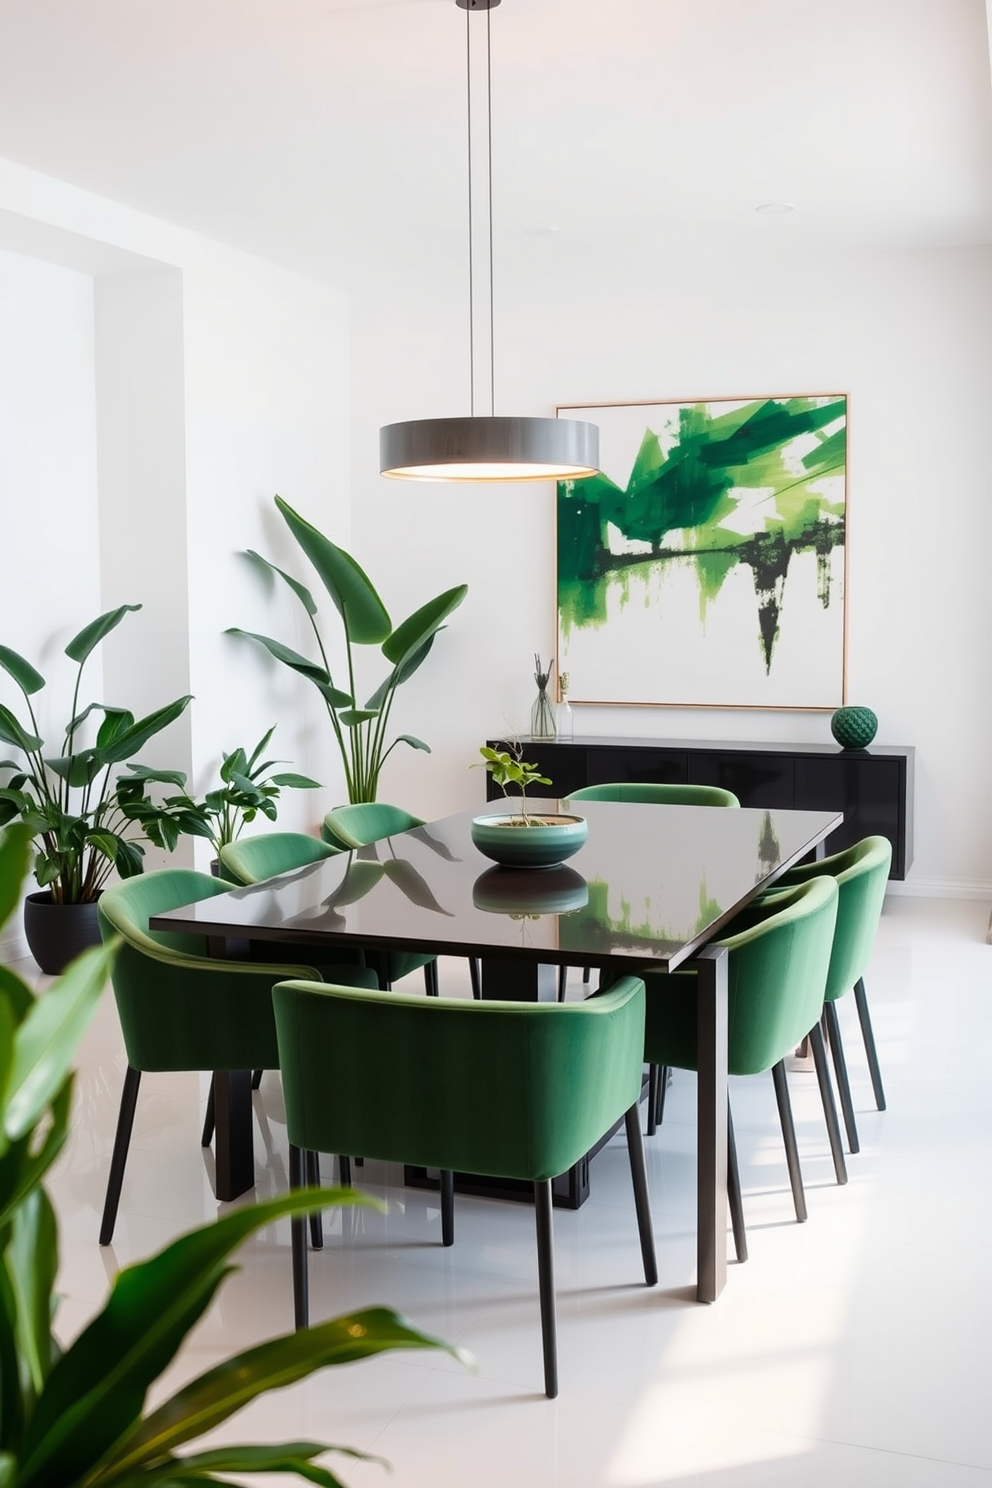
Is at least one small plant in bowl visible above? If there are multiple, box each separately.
[472,745,587,868]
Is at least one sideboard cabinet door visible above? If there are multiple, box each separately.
[794,757,906,876]
[688,751,795,809]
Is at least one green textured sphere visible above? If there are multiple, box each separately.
[831,706,878,750]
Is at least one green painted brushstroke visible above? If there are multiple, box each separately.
[558,876,723,955]
[558,396,846,673]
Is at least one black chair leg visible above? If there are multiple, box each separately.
[100,1065,141,1246]
[201,1074,215,1147]
[440,1169,455,1247]
[339,1155,352,1186]
[624,1105,657,1285]
[557,965,568,1002]
[305,1150,324,1249]
[646,1063,659,1137]
[424,961,439,997]
[581,967,590,986]
[823,1000,859,1153]
[771,1061,807,1223]
[727,1099,748,1263]
[533,1179,558,1399]
[251,1068,263,1090]
[655,1065,670,1126]
[854,977,886,1110]
[809,1022,848,1186]
[289,1143,309,1329]
[469,958,482,1000]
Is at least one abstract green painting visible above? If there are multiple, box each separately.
[556,394,848,710]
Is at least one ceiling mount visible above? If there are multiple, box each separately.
[380,0,598,483]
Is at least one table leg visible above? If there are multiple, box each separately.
[212,1069,255,1201]
[694,945,728,1303]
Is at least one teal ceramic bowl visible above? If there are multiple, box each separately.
[470,813,588,869]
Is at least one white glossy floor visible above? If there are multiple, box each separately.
[27,895,992,1487]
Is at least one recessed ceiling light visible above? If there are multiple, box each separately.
[755,202,795,215]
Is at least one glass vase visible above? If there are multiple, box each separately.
[531,686,557,740]
[555,695,574,742]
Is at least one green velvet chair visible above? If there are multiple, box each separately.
[634,875,844,1261]
[272,975,655,1398]
[322,802,471,997]
[97,869,377,1246]
[219,830,341,884]
[565,781,740,1079]
[567,782,741,809]
[763,836,891,1153]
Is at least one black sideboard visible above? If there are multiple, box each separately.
[484,735,915,880]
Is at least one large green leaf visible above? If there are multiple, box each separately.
[314,680,354,710]
[275,497,391,645]
[337,710,379,728]
[4,942,116,1143]
[381,584,467,667]
[0,645,44,698]
[17,1190,382,1488]
[95,1308,458,1484]
[244,550,319,618]
[0,1267,26,1466]
[0,1080,73,1233]
[0,823,33,935]
[96,697,193,766]
[7,1187,59,1400]
[121,1441,362,1486]
[64,605,142,666]
[117,765,189,790]
[269,772,321,789]
[363,634,436,712]
[0,705,42,756]
[43,752,102,789]
[95,708,136,752]
[0,966,34,1027]
[225,630,330,685]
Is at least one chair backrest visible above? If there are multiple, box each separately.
[568,782,740,808]
[273,976,646,1182]
[322,802,424,849]
[98,868,230,959]
[99,868,322,1073]
[642,877,838,1078]
[819,836,892,1002]
[219,831,340,886]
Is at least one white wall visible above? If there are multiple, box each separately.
[349,243,992,894]
[0,157,350,906]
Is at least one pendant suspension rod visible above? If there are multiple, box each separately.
[486,1,495,415]
[466,6,475,417]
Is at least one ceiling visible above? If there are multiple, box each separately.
[0,0,989,295]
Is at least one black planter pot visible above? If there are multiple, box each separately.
[23,891,103,975]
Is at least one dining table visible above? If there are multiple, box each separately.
[150,795,841,1304]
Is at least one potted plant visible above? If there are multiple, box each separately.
[471,745,587,868]
[0,821,459,1488]
[177,726,322,860]
[227,495,468,804]
[0,604,207,972]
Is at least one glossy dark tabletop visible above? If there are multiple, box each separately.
[152,799,841,972]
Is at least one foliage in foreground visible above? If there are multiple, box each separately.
[0,821,459,1486]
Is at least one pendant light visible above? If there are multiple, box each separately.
[379,0,599,483]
